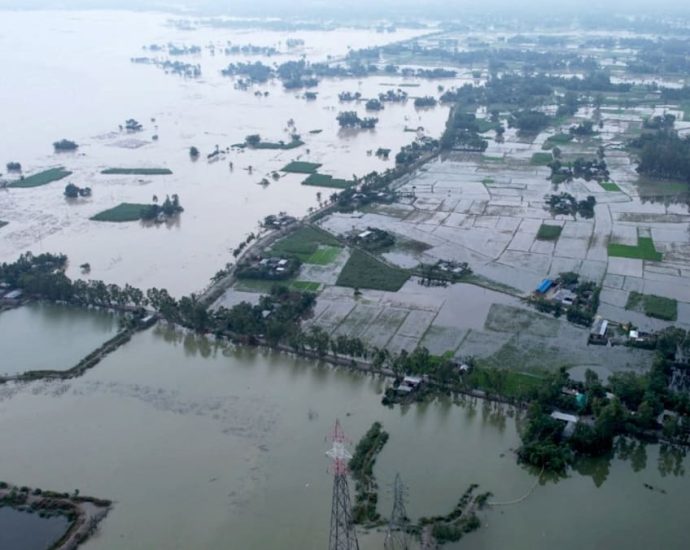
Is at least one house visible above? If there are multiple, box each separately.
[553,288,576,306]
[588,318,609,345]
[358,230,372,239]
[2,289,23,301]
[550,411,579,438]
[536,278,553,294]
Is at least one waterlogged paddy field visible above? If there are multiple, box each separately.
[0,302,118,376]
[0,328,688,549]
[0,11,452,296]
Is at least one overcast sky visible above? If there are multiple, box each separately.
[0,0,688,16]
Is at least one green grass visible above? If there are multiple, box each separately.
[481,155,505,163]
[536,224,563,240]
[101,168,172,175]
[336,249,409,291]
[608,236,662,261]
[253,140,304,150]
[467,366,547,400]
[475,118,499,133]
[481,177,495,185]
[302,173,355,189]
[291,281,321,292]
[281,161,322,174]
[600,182,621,192]
[90,203,148,222]
[530,152,553,166]
[270,226,341,262]
[7,167,72,188]
[626,291,678,321]
[306,246,341,265]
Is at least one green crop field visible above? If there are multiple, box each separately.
[281,161,322,174]
[90,203,148,222]
[7,167,72,188]
[536,224,563,240]
[302,173,355,189]
[626,291,677,321]
[291,281,321,292]
[306,246,341,265]
[530,152,553,166]
[270,226,341,261]
[101,168,172,175]
[336,249,409,291]
[541,132,573,150]
[608,236,662,261]
[600,182,621,192]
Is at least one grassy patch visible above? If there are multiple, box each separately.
[626,291,677,321]
[481,155,505,163]
[302,173,355,189]
[536,223,562,241]
[599,181,621,192]
[90,203,148,222]
[7,167,72,188]
[270,226,341,262]
[281,161,322,174]
[291,281,321,292]
[467,366,547,400]
[530,152,553,166]
[481,177,495,185]
[475,118,499,133]
[101,168,172,175]
[336,249,409,291]
[608,236,662,261]
[253,140,304,150]
[306,245,341,265]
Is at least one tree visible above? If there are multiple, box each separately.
[246,134,262,147]
[64,183,80,198]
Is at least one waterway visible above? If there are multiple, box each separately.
[0,507,70,550]
[0,302,118,376]
[0,326,688,549]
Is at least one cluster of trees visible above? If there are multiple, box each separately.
[365,98,383,111]
[509,110,550,134]
[338,91,361,102]
[53,139,78,152]
[141,194,183,221]
[6,162,21,172]
[549,157,609,184]
[395,137,439,164]
[518,356,690,473]
[336,111,378,129]
[632,131,690,183]
[440,112,489,152]
[413,96,438,108]
[64,183,92,198]
[546,193,596,219]
[569,120,596,136]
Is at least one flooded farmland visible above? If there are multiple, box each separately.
[2,6,690,550]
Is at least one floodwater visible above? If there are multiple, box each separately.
[0,302,118,376]
[0,326,688,549]
[0,10,450,296]
[0,507,70,550]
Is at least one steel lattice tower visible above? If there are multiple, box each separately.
[326,419,359,550]
[384,473,410,550]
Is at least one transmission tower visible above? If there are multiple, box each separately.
[384,473,411,550]
[326,419,360,550]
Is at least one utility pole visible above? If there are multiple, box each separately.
[384,473,410,550]
[326,419,359,550]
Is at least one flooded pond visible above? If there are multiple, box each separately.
[0,507,69,550]
[0,302,118,376]
[0,327,687,549]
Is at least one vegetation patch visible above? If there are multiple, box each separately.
[269,226,341,262]
[336,249,409,291]
[599,181,621,192]
[530,152,553,166]
[305,245,341,265]
[7,167,72,188]
[90,203,149,222]
[542,132,574,150]
[101,168,172,175]
[608,236,662,261]
[349,422,389,525]
[302,172,355,189]
[291,281,321,292]
[281,161,322,174]
[536,224,562,240]
[626,291,678,321]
